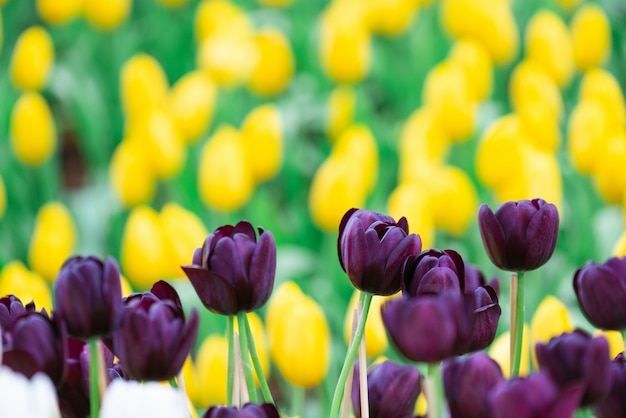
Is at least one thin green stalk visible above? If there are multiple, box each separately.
[89,338,101,418]
[511,272,525,377]
[242,313,275,404]
[426,362,444,418]
[227,316,235,405]
[237,312,258,404]
[168,378,178,389]
[291,384,305,417]
[329,291,373,418]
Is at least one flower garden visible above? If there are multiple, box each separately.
[1,0,626,416]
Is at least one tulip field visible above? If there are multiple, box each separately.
[2,0,626,416]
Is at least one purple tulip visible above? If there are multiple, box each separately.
[443,352,504,418]
[351,360,422,418]
[381,292,475,363]
[338,208,422,296]
[0,295,38,330]
[402,249,464,297]
[467,285,501,352]
[204,403,280,418]
[182,221,276,316]
[478,199,559,272]
[535,330,612,407]
[464,262,499,295]
[573,256,626,330]
[112,281,199,381]
[595,353,626,418]
[53,255,123,339]
[490,372,584,418]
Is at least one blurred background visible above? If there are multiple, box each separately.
[1,0,626,413]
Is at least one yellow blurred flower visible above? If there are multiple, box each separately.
[567,100,609,175]
[509,60,563,120]
[247,27,294,97]
[489,324,530,378]
[241,104,283,183]
[327,85,356,140]
[266,282,302,337]
[10,26,54,91]
[28,202,76,283]
[196,32,257,89]
[185,335,228,408]
[332,125,378,195]
[160,202,208,278]
[198,125,254,212]
[518,100,561,152]
[194,0,251,43]
[448,38,493,101]
[593,133,626,204]
[121,206,169,289]
[387,182,435,248]
[169,70,217,144]
[343,291,391,358]
[579,68,626,133]
[0,175,5,220]
[120,274,134,297]
[530,295,574,368]
[0,261,52,313]
[109,138,156,207]
[120,53,169,122]
[571,4,611,71]
[595,330,625,359]
[83,0,132,31]
[10,92,56,166]
[555,0,581,12]
[267,282,330,388]
[37,0,82,25]
[319,2,372,84]
[365,0,419,37]
[234,312,271,386]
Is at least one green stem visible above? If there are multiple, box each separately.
[168,378,178,389]
[291,384,305,417]
[242,313,275,404]
[511,272,525,377]
[329,291,373,418]
[237,312,258,404]
[89,338,100,418]
[426,362,444,418]
[227,316,235,405]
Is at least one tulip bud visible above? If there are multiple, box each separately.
[386,182,435,249]
[247,28,294,96]
[0,366,61,418]
[205,403,279,418]
[530,295,574,367]
[571,4,610,71]
[241,104,283,183]
[10,26,54,91]
[448,38,493,101]
[326,86,356,140]
[567,100,608,175]
[198,125,254,212]
[343,291,391,358]
[402,249,465,297]
[83,0,132,31]
[120,53,169,121]
[37,0,82,25]
[100,380,189,418]
[579,68,626,133]
[0,261,52,313]
[488,325,530,378]
[109,138,157,207]
[595,353,626,418]
[10,92,56,166]
[168,71,217,143]
[28,202,76,283]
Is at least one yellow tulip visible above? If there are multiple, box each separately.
[327,85,356,140]
[156,0,189,7]
[0,261,52,313]
[448,38,493,101]
[571,4,611,71]
[240,104,283,183]
[530,296,574,367]
[567,100,608,175]
[193,335,229,407]
[579,68,626,133]
[365,0,419,37]
[121,206,169,289]
[10,92,56,166]
[37,0,82,25]
[83,0,132,31]
[386,182,435,248]
[489,325,530,378]
[267,282,330,388]
[0,175,6,220]
[525,10,574,87]
[194,0,252,43]
[594,133,626,204]
[169,71,217,143]
[10,26,54,91]
[595,330,625,360]
[555,0,581,12]
[332,124,378,195]
[266,282,303,337]
[247,28,294,97]
[518,101,561,152]
[319,2,372,84]
[343,291,391,358]
[109,138,156,207]
[196,32,257,88]
[257,0,292,7]
[160,202,208,278]
[28,202,76,284]
[120,53,169,121]
[509,60,563,120]
[198,125,254,212]
[120,274,134,297]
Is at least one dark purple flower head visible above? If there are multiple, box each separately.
[466,285,501,352]
[351,360,422,418]
[112,281,199,382]
[478,199,559,272]
[489,372,584,418]
[464,262,500,295]
[2,311,67,386]
[182,221,276,316]
[204,403,280,418]
[573,256,626,330]
[595,353,626,418]
[0,295,39,330]
[535,330,612,407]
[443,352,504,418]
[338,208,422,296]
[53,255,123,339]
[402,249,464,297]
[382,292,475,363]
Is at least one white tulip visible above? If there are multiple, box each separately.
[0,366,60,418]
[100,380,189,418]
